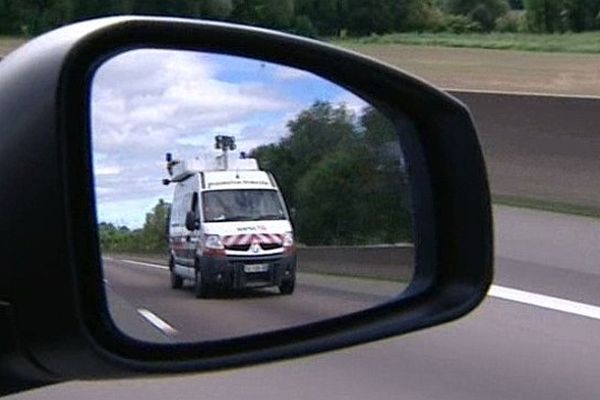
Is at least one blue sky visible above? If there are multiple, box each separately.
[91,49,368,228]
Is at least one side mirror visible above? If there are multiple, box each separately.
[185,210,198,231]
[0,16,492,394]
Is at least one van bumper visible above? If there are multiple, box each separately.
[198,253,297,290]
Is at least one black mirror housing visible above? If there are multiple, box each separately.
[185,211,198,231]
[0,16,493,394]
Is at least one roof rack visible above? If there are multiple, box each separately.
[162,136,259,186]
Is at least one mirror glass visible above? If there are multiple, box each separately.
[92,49,415,343]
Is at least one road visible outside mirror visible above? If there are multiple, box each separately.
[91,49,415,343]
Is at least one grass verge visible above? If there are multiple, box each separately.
[333,31,600,54]
[300,269,407,284]
[0,36,27,57]
[105,253,410,283]
[6,32,600,57]
[493,195,600,219]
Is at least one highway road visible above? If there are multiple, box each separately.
[450,91,600,211]
[7,205,600,400]
[104,259,405,343]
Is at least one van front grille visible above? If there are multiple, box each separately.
[225,243,282,251]
[260,243,282,250]
[225,244,250,251]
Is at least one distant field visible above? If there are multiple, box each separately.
[333,31,600,54]
[3,34,600,96]
[0,36,26,57]
[5,30,600,57]
[337,43,600,96]
[3,34,599,217]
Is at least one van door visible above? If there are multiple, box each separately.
[169,182,187,266]
[183,191,200,264]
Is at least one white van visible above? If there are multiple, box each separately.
[165,152,296,298]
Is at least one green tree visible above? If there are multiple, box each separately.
[295,148,374,245]
[405,0,447,31]
[285,101,357,174]
[360,106,397,149]
[359,107,411,243]
[99,199,171,253]
[141,199,171,252]
[524,0,566,32]
[508,0,524,8]
[252,101,357,209]
[231,0,295,29]
[253,102,411,245]
[197,0,234,19]
[0,0,20,34]
[295,0,346,36]
[295,142,410,245]
[290,14,318,37]
[442,0,510,30]
[99,222,138,252]
[251,142,297,208]
[72,0,114,19]
[344,0,408,35]
[562,0,600,31]
[15,0,76,34]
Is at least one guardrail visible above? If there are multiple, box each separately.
[106,245,415,282]
[296,245,414,281]
[449,90,600,212]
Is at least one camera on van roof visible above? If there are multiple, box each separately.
[215,135,236,151]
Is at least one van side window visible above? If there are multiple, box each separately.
[171,185,187,228]
[170,189,179,228]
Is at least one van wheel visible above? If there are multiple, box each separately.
[194,268,211,298]
[279,279,295,295]
[170,269,183,289]
[170,259,182,289]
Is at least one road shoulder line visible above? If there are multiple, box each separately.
[112,258,600,321]
[489,284,600,320]
[137,308,178,336]
[117,259,169,270]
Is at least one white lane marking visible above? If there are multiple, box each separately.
[114,258,600,321]
[137,308,178,335]
[117,259,169,271]
[489,284,600,320]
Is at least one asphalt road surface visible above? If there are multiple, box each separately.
[104,260,405,343]
[451,91,600,210]
[8,205,600,400]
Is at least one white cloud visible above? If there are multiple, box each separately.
[273,66,315,81]
[91,49,299,226]
[333,91,370,115]
[94,165,121,176]
[92,50,291,154]
[90,49,372,227]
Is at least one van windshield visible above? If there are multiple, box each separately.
[202,189,287,222]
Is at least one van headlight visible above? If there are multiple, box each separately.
[283,232,294,247]
[283,232,295,254]
[203,234,226,257]
[204,234,224,249]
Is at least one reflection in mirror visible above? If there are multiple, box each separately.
[92,49,415,343]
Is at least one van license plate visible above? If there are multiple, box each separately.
[244,264,269,273]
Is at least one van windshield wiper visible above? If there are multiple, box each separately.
[214,215,255,222]
[207,214,285,222]
[249,214,285,220]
